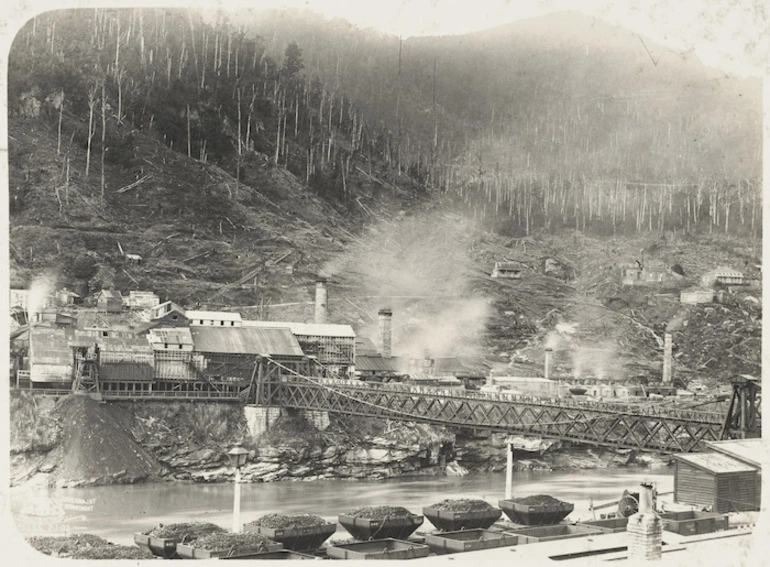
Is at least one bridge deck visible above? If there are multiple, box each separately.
[265,377,724,453]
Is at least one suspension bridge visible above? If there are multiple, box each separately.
[17,357,759,455]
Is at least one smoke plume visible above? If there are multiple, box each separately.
[323,211,490,359]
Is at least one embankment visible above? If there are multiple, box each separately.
[9,392,668,488]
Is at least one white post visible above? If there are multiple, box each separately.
[233,466,242,533]
[505,440,514,500]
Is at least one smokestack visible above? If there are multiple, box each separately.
[378,308,392,358]
[627,482,662,561]
[662,333,672,383]
[315,278,328,324]
[544,348,553,379]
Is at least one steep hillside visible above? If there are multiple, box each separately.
[7,8,761,387]
[234,9,762,236]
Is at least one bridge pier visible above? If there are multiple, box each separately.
[301,410,330,431]
[244,405,281,439]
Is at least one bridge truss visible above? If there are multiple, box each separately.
[260,372,725,453]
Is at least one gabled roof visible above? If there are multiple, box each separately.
[186,310,242,322]
[675,452,758,474]
[96,290,123,299]
[242,319,356,338]
[190,326,304,357]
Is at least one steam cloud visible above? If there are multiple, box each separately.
[27,272,58,322]
[323,212,490,359]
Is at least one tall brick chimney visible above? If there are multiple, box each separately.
[662,333,672,383]
[378,309,392,359]
[544,348,553,379]
[314,278,328,324]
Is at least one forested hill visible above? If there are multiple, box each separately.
[231,8,762,236]
[7,8,762,301]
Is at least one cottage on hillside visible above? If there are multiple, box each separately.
[701,267,746,288]
[492,262,523,279]
[95,290,124,313]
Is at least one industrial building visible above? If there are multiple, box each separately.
[242,320,356,375]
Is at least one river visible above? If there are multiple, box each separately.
[10,467,673,546]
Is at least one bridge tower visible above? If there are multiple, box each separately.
[720,375,761,440]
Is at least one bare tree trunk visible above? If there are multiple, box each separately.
[100,82,107,203]
[186,104,192,158]
[57,90,64,155]
[86,85,97,177]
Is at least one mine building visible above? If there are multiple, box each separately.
[27,328,74,386]
[243,320,356,375]
[69,334,155,394]
[186,309,243,327]
[491,261,523,279]
[147,327,196,380]
[354,354,408,378]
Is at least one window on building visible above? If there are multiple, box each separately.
[220,321,224,326]
[178,344,183,350]
[172,315,178,321]
[200,320,204,325]
[164,343,168,349]
[102,331,109,337]
[231,321,234,326]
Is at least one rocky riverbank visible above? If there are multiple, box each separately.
[9,392,670,489]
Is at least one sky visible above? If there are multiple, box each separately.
[3,0,769,78]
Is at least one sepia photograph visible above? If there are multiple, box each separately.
[2,0,766,563]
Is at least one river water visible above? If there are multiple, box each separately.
[10,467,673,546]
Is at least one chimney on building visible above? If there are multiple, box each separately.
[662,333,672,383]
[315,278,328,324]
[627,482,662,561]
[544,348,553,379]
[378,308,392,359]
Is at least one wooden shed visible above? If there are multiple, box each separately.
[673,452,760,513]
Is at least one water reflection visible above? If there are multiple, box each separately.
[11,467,672,546]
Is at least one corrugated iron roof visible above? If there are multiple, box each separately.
[705,439,765,469]
[148,327,194,345]
[99,362,154,381]
[675,452,758,474]
[243,319,356,338]
[186,310,242,322]
[191,326,304,356]
[355,355,407,373]
[29,328,72,366]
